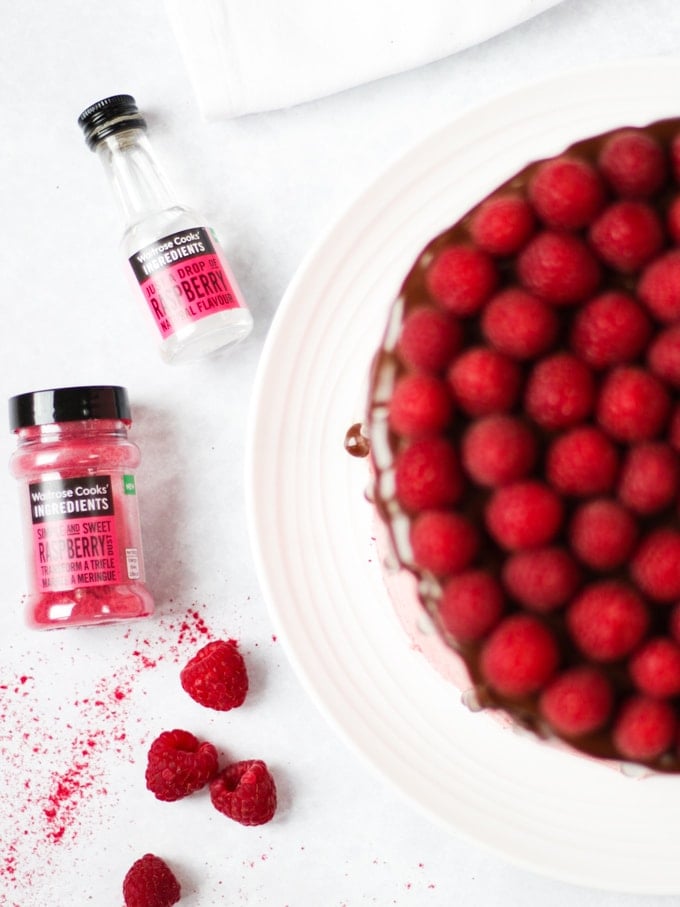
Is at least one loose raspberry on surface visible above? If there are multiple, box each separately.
[539,666,614,738]
[648,323,680,388]
[612,696,677,763]
[180,639,249,712]
[394,437,463,512]
[425,243,498,315]
[438,570,504,643]
[485,480,564,551]
[568,499,638,571]
[617,442,679,515]
[210,759,277,826]
[481,286,559,360]
[596,366,670,443]
[409,510,479,576]
[461,414,537,488]
[123,854,181,907]
[468,193,535,255]
[145,729,219,802]
[589,201,664,273]
[524,353,595,430]
[631,527,680,602]
[447,346,522,417]
[479,614,560,699]
[629,637,680,698]
[570,291,652,369]
[545,426,619,497]
[517,230,601,305]
[598,128,667,198]
[501,546,581,612]
[566,581,649,662]
[387,373,453,439]
[638,250,680,323]
[396,306,464,373]
[528,155,605,230]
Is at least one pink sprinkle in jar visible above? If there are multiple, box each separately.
[9,385,154,629]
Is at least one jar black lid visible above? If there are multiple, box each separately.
[9,386,131,430]
[77,94,147,150]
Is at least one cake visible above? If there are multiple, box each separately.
[360,119,680,772]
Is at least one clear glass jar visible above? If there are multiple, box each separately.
[9,386,154,629]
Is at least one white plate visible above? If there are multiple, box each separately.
[246,59,680,894]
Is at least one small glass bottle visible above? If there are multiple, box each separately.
[77,94,253,364]
[9,386,154,629]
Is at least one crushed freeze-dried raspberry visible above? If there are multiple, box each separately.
[122,853,181,907]
[180,639,249,712]
[145,729,218,802]
[210,759,277,826]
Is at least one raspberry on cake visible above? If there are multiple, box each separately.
[364,117,680,773]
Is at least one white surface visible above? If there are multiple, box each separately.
[165,0,563,119]
[246,59,680,896]
[2,2,680,905]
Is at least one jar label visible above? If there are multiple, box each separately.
[129,226,245,339]
[28,475,123,591]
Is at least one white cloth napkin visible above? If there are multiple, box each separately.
[165,0,564,119]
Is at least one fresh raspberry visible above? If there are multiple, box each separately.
[570,291,652,369]
[180,639,249,711]
[638,250,680,323]
[479,614,559,698]
[447,346,522,417]
[670,603,680,644]
[596,366,670,442]
[394,437,463,512]
[539,666,614,738]
[671,133,680,182]
[670,405,680,453]
[210,759,277,826]
[666,194,680,243]
[123,854,181,907]
[598,128,667,198]
[501,546,581,612]
[566,581,649,662]
[568,499,638,571]
[409,510,479,576]
[387,373,453,438]
[396,306,463,373]
[545,426,619,497]
[589,201,664,273]
[425,244,498,315]
[631,527,680,602]
[528,155,605,230]
[468,193,535,255]
[517,230,601,306]
[648,323,680,388]
[524,353,595,430]
[617,443,679,514]
[145,729,219,802]
[613,696,676,762]
[481,287,559,360]
[629,637,680,698]
[437,569,504,643]
[485,480,563,551]
[460,415,537,488]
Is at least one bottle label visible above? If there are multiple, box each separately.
[129,226,245,339]
[27,475,123,591]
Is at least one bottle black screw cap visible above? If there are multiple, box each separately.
[77,94,147,150]
[9,386,131,430]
